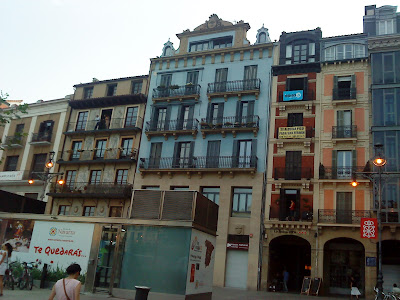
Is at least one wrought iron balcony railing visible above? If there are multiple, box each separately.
[48,182,132,198]
[269,205,313,222]
[145,119,199,132]
[319,166,365,180]
[139,156,257,170]
[31,132,52,143]
[57,148,138,163]
[332,87,356,100]
[152,84,201,99]
[318,209,371,224]
[65,117,143,133]
[207,79,261,94]
[276,126,314,138]
[278,89,315,102]
[2,135,24,146]
[274,167,312,180]
[200,115,259,130]
[332,125,357,138]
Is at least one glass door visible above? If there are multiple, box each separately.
[336,151,352,179]
[94,226,125,294]
[238,140,252,168]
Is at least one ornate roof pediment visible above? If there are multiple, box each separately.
[193,14,233,31]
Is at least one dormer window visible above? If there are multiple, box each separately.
[189,36,233,52]
[107,84,117,96]
[285,41,316,64]
[163,46,173,56]
[84,87,93,99]
[324,44,366,61]
[258,32,266,43]
[378,19,394,35]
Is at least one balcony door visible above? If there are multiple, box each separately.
[149,143,162,168]
[234,140,254,168]
[335,150,353,179]
[279,189,300,221]
[94,139,107,160]
[76,111,88,131]
[70,141,82,161]
[285,151,302,180]
[287,113,303,127]
[159,74,172,97]
[152,107,169,131]
[38,120,54,140]
[243,65,257,90]
[215,68,228,92]
[337,110,352,138]
[173,142,194,168]
[336,192,352,224]
[237,101,255,125]
[120,138,133,159]
[186,71,199,95]
[206,140,221,168]
[178,105,194,130]
[207,103,224,125]
[124,107,138,128]
[100,109,113,129]
[31,153,47,179]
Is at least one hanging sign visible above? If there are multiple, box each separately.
[283,90,303,101]
[360,218,378,239]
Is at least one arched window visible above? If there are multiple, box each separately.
[324,44,365,61]
[258,32,266,43]
[163,46,172,56]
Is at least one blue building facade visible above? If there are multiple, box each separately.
[134,15,274,290]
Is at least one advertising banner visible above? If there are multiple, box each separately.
[360,218,378,239]
[186,229,216,295]
[283,90,303,101]
[0,171,24,181]
[278,126,306,139]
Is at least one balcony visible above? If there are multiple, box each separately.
[276,126,314,140]
[47,182,132,198]
[145,119,198,140]
[319,166,365,180]
[269,205,313,222]
[274,167,312,180]
[131,190,218,233]
[1,136,24,148]
[200,115,259,138]
[139,156,257,178]
[56,148,138,165]
[332,87,356,102]
[64,117,143,136]
[318,209,371,225]
[152,84,201,102]
[207,79,261,101]
[332,125,357,144]
[30,132,52,146]
[278,89,315,102]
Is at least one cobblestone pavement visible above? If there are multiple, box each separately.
[0,286,348,299]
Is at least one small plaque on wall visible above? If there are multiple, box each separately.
[366,257,377,267]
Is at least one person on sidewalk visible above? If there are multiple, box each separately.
[350,275,361,299]
[0,243,13,296]
[48,263,81,300]
[283,268,289,292]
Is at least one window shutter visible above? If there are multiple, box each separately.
[235,101,242,123]
[248,101,255,117]
[217,103,224,124]
[350,74,356,99]
[352,150,357,169]
[333,76,339,100]
[206,103,212,123]
[232,140,239,168]
[251,139,257,168]
[189,141,195,167]
[176,105,183,130]
[332,150,338,179]
[151,107,158,130]
[286,78,291,91]
[279,188,285,221]
[303,77,309,100]
[165,106,172,130]
[172,142,179,168]
[188,105,195,129]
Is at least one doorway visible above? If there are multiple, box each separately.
[93,226,125,294]
[268,235,311,292]
[279,189,300,221]
[100,109,113,129]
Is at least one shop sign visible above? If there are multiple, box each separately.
[226,242,249,250]
[273,229,309,235]
[0,171,24,181]
[278,126,306,139]
[366,257,377,267]
[283,90,303,101]
[360,218,378,239]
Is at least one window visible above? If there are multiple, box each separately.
[149,143,162,168]
[94,139,107,159]
[109,206,123,217]
[65,170,77,188]
[142,186,160,190]
[70,141,83,161]
[83,206,95,217]
[372,52,400,84]
[120,138,133,159]
[287,113,303,127]
[5,156,18,171]
[173,142,194,168]
[214,68,228,92]
[258,32,266,43]
[152,107,168,131]
[285,151,302,180]
[232,188,252,217]
[125,107,138,128]
[244,66,258,90]
[163,46,173,56]
[333,75,356,100]
[213,36,232,49]
[76,111,88,131]
[378,19,394,35]
[38,120,54,140]
[31,154,47,177]
[336,192,352,223]
[107,84,117,96]
[89,170,102,184]
[285,41,316,64]
[15,124,24,134]
[189,41,209,52]
[171,186,189,191]
[201,187,220,205]
[115,169,128,184]
[84,87,93,99]
[333,150,355,179]
[58,205,70,215]
[131,81,143,94]
[384,90,396,125]
[336,110,353,138]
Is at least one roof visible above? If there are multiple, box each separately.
[74,75,149,88]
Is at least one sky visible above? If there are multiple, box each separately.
[0,0,398,103]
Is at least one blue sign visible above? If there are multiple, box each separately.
[283,90,304,101]
[366,257,376,267]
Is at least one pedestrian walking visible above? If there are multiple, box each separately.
[283,268,289,292]
[0,243,13,296]
[48,263,82,300]
[350,275,361,299]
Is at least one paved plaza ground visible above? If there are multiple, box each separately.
[0,286,349,300]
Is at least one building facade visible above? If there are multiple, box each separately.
[46,76,148,220]
[364,4,400,292]
[134,14,274,290]
[0,98,69,202]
